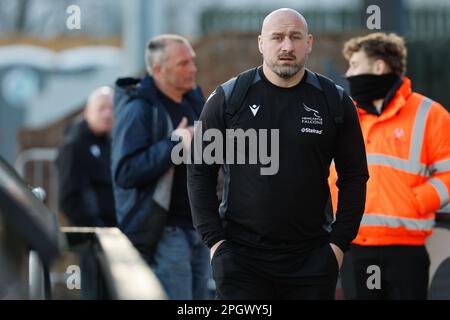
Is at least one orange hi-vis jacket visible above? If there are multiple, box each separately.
[329,77,450,246]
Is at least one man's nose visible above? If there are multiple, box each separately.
[345,68,353,77]
[104,109,114,120]
[281,38,294,52]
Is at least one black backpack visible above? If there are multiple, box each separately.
[223,67,344,129]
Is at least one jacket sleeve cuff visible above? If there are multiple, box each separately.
[205,232,227,249]
[413,181,447,215]
[329,235,350,253]
[169,136,179,148]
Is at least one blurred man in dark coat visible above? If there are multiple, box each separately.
[56,86,116,227]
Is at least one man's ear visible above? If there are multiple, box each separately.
[307,34,313,54]
[155,60,168,76]
[152,63,161,75]
[258,35,263,55]
[374,59,390,75]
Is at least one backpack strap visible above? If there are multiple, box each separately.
[315,72,345,127]
[223,67,258,127]
[312,73,345,219]
[221,68,344,129]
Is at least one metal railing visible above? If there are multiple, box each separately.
[61,227,167,300]
[15,148,59,213]
[1,155,167,300]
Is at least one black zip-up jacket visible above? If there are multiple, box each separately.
[56,119,116,227]
[187,68,369,254]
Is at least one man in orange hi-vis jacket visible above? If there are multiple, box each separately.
[329,32,450,300]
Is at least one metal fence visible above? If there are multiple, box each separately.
[407,39,450,113]
[200,7,450,40]
[15,148,59,214]
[200,8,362,35]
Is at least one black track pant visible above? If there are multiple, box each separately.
[211,241,339,300]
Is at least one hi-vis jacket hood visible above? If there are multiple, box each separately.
[330,76,450,246]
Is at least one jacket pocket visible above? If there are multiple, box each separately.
[404,183,422,216]
[325,244,339,274]
[211,241,228,262]
[121,193,167,259]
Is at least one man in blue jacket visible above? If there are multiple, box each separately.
[111,34,209,299]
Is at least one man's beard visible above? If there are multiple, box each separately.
[268,54,306,79]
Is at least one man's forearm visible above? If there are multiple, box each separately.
[187,163,226,247]
[331,175,367,251]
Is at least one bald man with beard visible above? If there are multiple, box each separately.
[56,86,117,227]
[187,8,368,299]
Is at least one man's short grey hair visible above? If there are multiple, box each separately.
[145,34,190,75]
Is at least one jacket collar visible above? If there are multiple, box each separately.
[138,75,204,117]
[357,76,413,120]
[137,75,158,103]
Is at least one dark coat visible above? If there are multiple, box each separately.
[56,119,116,227]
